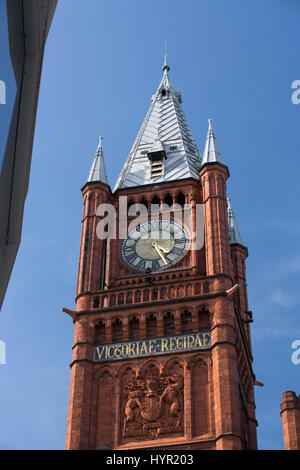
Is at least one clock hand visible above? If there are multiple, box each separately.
[152,242,168,265]
[155,243,171,254]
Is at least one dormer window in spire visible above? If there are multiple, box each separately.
[159,87,169,101]
[147,148,166,179]
[175,92,182,104]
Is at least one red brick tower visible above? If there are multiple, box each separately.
[64,61,258,450]
[281,391,300,450]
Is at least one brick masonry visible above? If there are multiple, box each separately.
[281,391,300,450]
[65,163,258,450]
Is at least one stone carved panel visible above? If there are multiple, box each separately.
[121,365,184,440]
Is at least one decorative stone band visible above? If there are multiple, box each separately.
[94,331,211,362]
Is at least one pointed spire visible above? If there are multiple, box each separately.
[114,60,201,191]
[162,40,170,72]
[87,136,108,185]
[227,198,243,245]
[201,119,223,166]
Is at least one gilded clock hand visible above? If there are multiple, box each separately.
[152,242,168,265]
[155,243,171,254]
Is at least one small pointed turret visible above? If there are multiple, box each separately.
[227,198,243,245]
[201,119,223,166]
[87,136,108,185]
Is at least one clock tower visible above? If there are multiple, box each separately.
[64,59,258,450]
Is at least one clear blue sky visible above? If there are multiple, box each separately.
[1,0,300,450]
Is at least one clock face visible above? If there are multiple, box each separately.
[121,220,189,272]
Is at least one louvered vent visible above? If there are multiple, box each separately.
[147,149,166,179]
[150,160,164,178]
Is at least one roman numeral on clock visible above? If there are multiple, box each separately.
[126,253,137,263]
[151,260,160,271]
[124,248,135,259]
[172,247,184,256]
[174,238,185,244]
[136,259,146,270]
[124,244,135,253]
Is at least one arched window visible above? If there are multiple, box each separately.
[112,319,122,343]
[128,199,135,215]
[152,288,158,301]
[129,317,140,341]
[163,312,175,336]
[146,315,157,339]
[95,320,106,344]
[163,193,173,207]
[204,281,210,293]
[151,195,160,205]
[176,192,185,207]
[140,197,148,209]
[181,310,193,333]
[93,296,100,308]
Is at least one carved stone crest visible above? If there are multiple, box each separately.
[121,366,184,440]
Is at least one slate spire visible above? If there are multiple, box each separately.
[227,198,243,245]
[114,59,201,191]
[87,136,108,185]
[201,119,223,166]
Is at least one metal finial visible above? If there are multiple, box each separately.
[208,118,212,130]
[162,40,170,72]
[227,198,233,214]
[98,136,103,148]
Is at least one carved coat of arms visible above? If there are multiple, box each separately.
[122,370,184,440]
